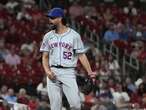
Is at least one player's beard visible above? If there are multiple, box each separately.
[48,23,57,30]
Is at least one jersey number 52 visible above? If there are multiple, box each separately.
[63,51,72,60]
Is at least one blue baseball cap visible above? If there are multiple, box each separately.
[47,8,64,18]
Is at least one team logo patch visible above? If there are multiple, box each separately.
[42,43,46,49]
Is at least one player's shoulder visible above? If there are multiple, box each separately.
[69,28,80,37]
[43,30,54,39]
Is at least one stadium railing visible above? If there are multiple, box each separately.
[70,18,145,81]
[123,54,140,80]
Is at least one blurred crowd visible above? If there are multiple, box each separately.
[0,76,50,110]
[0,0,49,87]
[77,45,146,110]
[0,0,146,110]
[71,0,146,62]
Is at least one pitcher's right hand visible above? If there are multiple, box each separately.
[46,71,56,80]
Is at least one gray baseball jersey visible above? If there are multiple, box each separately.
[40,28,84,110]
[40,28,85,67]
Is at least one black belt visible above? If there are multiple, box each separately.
[51,65,75,68]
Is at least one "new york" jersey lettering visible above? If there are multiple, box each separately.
[49,42,72,50]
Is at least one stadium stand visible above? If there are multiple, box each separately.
[0,0,146,110]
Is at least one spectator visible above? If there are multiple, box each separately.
[137,76,146,108]
[123,1,137,16]
[107,78,116,92]
[26,78,37,96]
[28,97,39,110]
[135,78,143,89]
[97,56,110,81]
[37,102,50,110]
[90,44,102,62]
[107,54,120,76]
[125,77,137,94]
[130,93,141,109]
[20,40,36,56]
[36,76,48,101]
[111,83,131,110]
[96,80,112,99]
[0,85,8,99]
[69,1,84,19]
[0,38,9,61]
[17,88,29,105]
[116,22,129,41]
[4,88,17,103]
[132,24,144,40]
[124,18,135,37]
[130,41,144,58]
[4,45,21,66]
[103,8,113,22]
[92,80,116,110]
[137,47,146,62]
[16,6,32,21]
[98,65,110,81]
[0,100,10,110]
[84,91,96,110]
[138,75,146,97]
[103,23,120,43]
[28,5,44,27]
[5,0,19,14]
[83,1,98,22]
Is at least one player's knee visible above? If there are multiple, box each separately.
[70,101,81,110]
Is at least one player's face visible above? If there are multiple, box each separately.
[49,17,62,25]
[48,17,62,30]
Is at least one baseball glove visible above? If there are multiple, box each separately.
[76,74,94,95]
